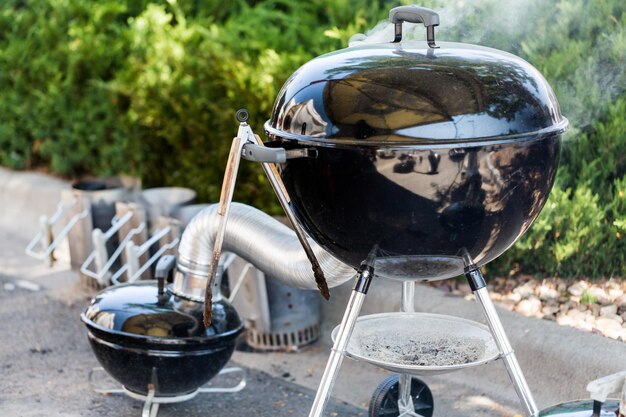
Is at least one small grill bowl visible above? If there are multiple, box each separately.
[81,282,243,397]
[332,312,499,376]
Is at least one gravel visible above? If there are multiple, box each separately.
[434,275,626,342]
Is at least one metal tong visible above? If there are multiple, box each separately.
[203,109,328,327]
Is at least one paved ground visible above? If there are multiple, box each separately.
[0,240,364,417]
[1,167,626,417]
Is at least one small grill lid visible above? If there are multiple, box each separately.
[83,282,241,340]
[265,7,568,146]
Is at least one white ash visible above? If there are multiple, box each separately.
[354,332,485,367]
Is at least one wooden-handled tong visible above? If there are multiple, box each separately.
[203,110,328,327]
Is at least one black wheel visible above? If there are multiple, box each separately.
[368,375,434,417]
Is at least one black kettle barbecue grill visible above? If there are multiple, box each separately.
[81,255,245,416]
[197,4,580,417]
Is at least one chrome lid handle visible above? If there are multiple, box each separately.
[389,5,440,48]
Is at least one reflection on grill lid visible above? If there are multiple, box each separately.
[265,42,568,145]
[83,282,241,340]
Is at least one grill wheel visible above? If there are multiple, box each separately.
[368,374,434,417]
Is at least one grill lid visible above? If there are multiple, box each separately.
[265,6,568,146]
[82,282,242,341]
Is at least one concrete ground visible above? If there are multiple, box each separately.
[0,229,364,417]
[1,167,625,417]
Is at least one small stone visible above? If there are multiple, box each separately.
[568,281,587,297]
[585,314,596,325]
[542,305,559,316]
[557,282,567,293]
[608,288,623,301]
[615,295,626,309]
[600,304,618,317]
[559,303,570,313]
[557,314,593,331]
[556,314,575,326]
[621,312,626,323]
[566,309,587,321]
[576,321,594,332]
[588,287,609,304]
[594,317,624,339]
[506,292,522,303]
[515,297,542,317]
[598,313,622,324]
[591,304,601,317]
[538,285,559,301]
[513,282,535,299]
[546,298,559,307]
[577,304,588,312]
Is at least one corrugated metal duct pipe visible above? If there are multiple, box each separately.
[175,203,356,296]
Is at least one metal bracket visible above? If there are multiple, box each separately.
[242,143,286,163]
[25,199,90,265]
[241,143,317,163]
[80,211,137,286]
[88,366,246,417]
[110,228,180,285]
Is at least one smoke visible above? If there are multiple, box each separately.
[349,0,540,47]
[348,0,626,134]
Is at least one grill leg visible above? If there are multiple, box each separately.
[398,281,416,415]
[142,384,159,417]
[308,266,374,417]
[466,267,539,417]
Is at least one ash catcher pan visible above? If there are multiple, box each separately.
[333,312,500,376]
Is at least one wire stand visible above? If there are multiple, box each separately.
[307,262,539,417]
[88,367,246,417]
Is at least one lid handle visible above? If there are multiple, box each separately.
[155,254,176,299]
[389,5,439,48]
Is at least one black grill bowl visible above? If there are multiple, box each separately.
[81,282,243,397]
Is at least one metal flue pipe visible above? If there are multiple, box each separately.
[176,202,356,292]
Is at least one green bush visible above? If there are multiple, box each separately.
[0,0,624,278]
[492,99,626,278]
[0,0,387,207]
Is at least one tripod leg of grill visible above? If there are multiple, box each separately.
[398,373,417,415]
[142,385,160,417]
[308,270,372,417]
[398,281,416,413]
[466,268,539,417]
